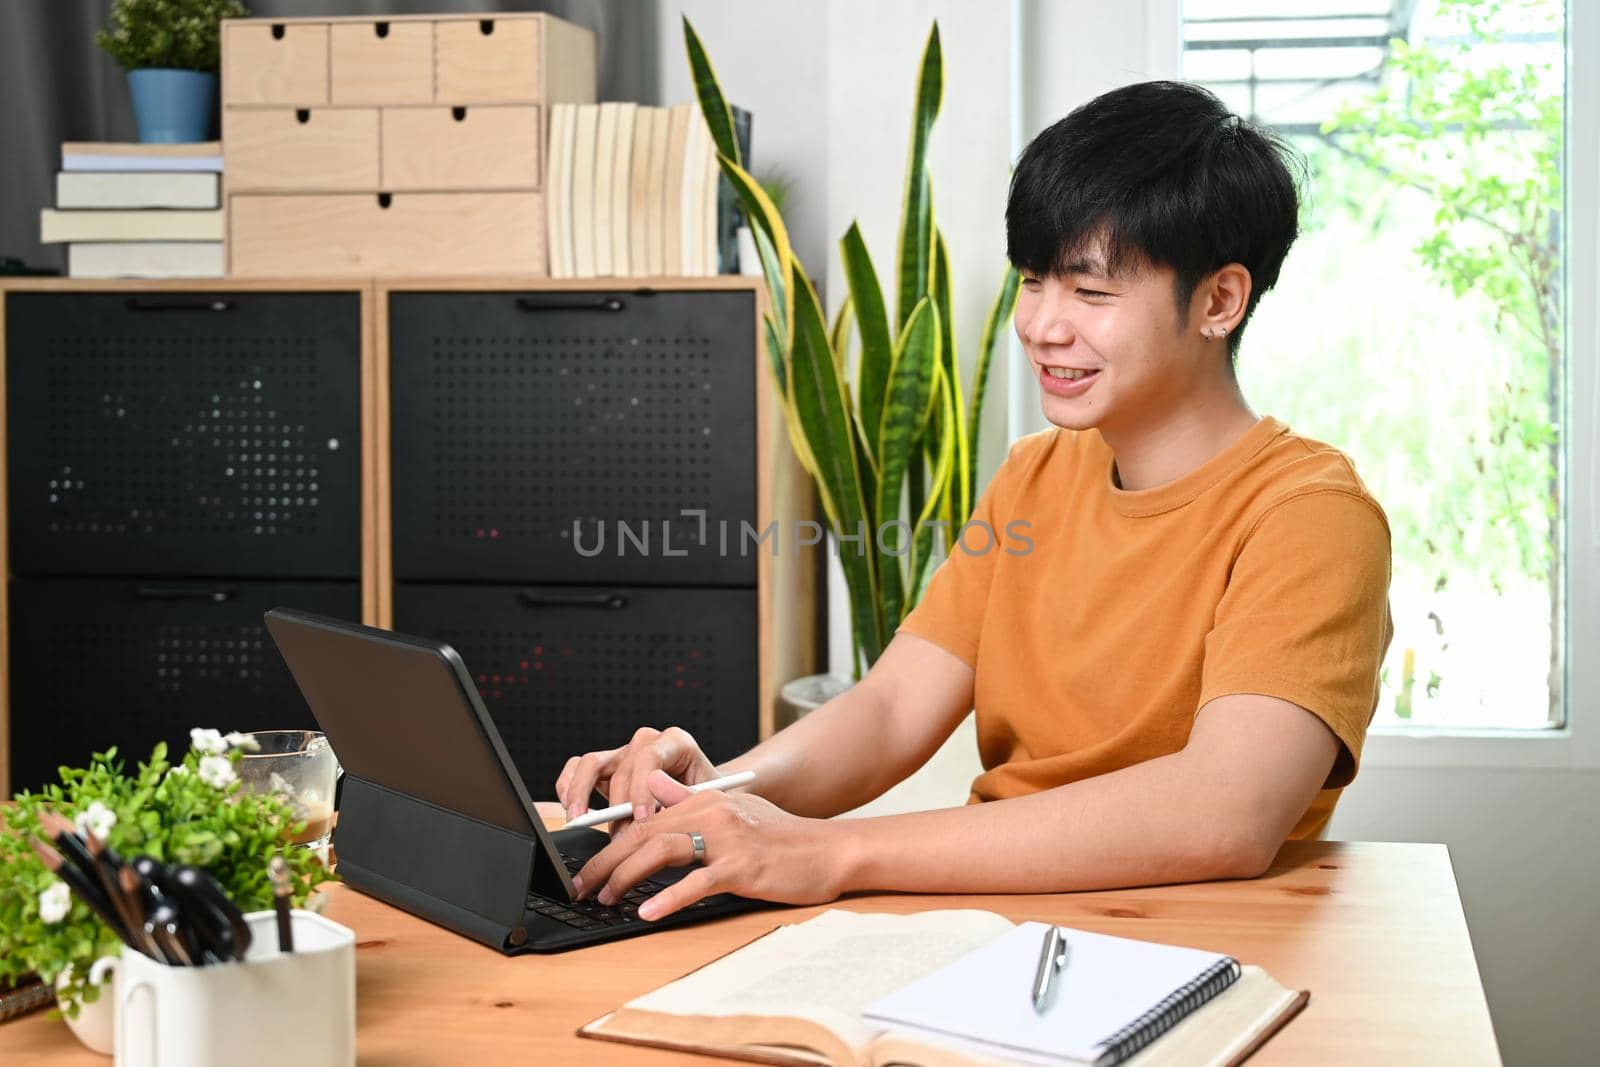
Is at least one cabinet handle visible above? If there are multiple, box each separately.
[125,298,235,313]
[137,586,237,603]
[517,589,628,610]
[513,296,624,313]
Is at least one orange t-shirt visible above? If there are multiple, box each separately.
[897,415,1393,841]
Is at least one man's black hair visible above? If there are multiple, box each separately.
[1006,80,1304,359]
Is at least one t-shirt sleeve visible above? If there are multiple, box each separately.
[894,444,1024,668]
[1197,489,1394,789]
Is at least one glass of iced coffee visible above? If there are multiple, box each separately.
[236,730,338,856]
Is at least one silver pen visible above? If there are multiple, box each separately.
[1032,925,1070,1014]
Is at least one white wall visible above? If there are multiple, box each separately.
[652,4,1600,1064]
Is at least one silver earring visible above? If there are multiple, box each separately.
[1202,327,1214,341]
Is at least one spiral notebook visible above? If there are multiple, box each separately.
[578,909,1308,1067]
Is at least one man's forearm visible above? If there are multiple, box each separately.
[830,747,1279,894]
[716,683,927,819]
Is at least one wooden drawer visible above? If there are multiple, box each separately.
[222,20,329,105]
[229,192,546,276]
[435,17,541,102]
[225,108,379,191]
[330,20,432,105]
[381,106,541,191]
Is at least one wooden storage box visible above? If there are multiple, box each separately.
[381,105,543,191]
[228,192,546,276]
[222,21,329,105]
[222,13,597,109]
[225,108,379,191]
[221,12,593,276]
[329,20,434,105]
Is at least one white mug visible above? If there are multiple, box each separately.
[114,909,355,1067]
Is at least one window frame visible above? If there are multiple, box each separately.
[1016,0,1600,765]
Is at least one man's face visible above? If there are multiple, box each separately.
[1014,248,1206,435]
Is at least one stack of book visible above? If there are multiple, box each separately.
[39,141,225,278]
[546,101,750,279]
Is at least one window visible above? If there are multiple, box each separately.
[1181,0,1568,730]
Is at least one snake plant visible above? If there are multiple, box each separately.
[686,18,1020,675]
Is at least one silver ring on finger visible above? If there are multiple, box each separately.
[686,831,706,865]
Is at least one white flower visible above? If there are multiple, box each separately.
[73,800,117,840]
[167,764,190,779]
[224,731,261,752]
[190,728,227,755]
[39,880,71,924]
[198,754,237,789]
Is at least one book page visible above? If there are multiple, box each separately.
[623,909,1014,1053]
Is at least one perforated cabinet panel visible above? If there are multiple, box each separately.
[5,292,361,578]
[388,290,757,585]
[393,583,758,798]
[7,577,360,794]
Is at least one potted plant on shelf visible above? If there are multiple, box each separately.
[0,732,335,1052]
[685,19,1020,705]
[97,0,248,143]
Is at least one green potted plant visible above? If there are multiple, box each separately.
[0,732,334,1052]
[685,18,1021,685]
[97,0,248,143]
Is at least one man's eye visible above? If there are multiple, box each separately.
[1077,288,1109,298]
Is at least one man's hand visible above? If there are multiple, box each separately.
[571,770,849,921]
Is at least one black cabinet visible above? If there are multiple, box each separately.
[5,292,361,578]
[8,577,360,791]
[393,583,757,794]
[4,288,365,793]
[388,289,756,585]
[387,287,764,788]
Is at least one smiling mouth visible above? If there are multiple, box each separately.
[1042,366,1097,381]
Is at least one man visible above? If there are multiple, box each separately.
[555,81,1394,922]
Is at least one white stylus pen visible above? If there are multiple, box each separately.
[563,770,757,829]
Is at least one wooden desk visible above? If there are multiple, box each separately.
[0,840,1498,1065]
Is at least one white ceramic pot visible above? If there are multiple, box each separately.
[58,956,117,1055]
[776,673,854,730]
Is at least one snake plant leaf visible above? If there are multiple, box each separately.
[968,266,1021,495]
[840,223,895,459]
[894,22,943,332]
[683,18,741,165]
[930,225,969,522]
[908,362,959,610]
[874,297,940,628]
[765,312,822,480]
[789,267,885,663]
[717,157,794,355]
[830,293,854,362]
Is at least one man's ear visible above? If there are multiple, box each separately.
[1195,263,1252,338]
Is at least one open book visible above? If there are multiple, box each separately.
[580,910,1307,1067]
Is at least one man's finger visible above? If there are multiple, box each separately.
[647,768,696,808]
[639,866,722,921]
[597,831,697,906]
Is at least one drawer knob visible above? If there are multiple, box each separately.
[374,21,390,38]
[479,19,495,35]
[296,108,311,124]
[452,106,467,122]
[270,23,284,40]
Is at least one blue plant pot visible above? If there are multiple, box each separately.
[127,68,217,143]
